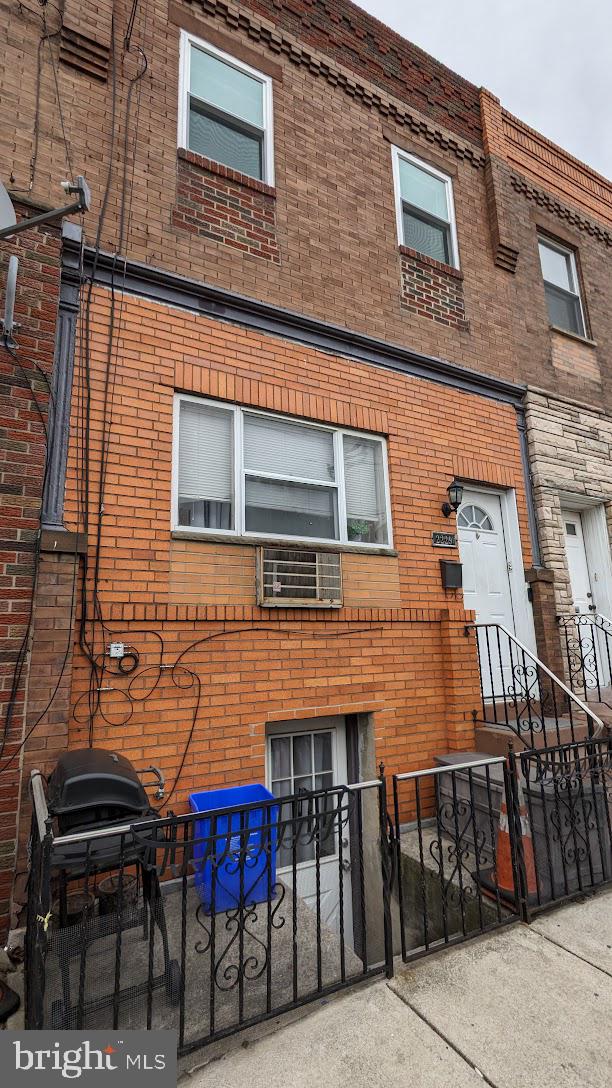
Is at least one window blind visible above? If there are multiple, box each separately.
[178,401,233,502]
[245,478,334,515]
[189,107,262,178]
[244,414,335,482]
[343,435,381,520]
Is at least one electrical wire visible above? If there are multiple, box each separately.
[0,0,85,768]
[42,5,74,182]
[0,337,51,761]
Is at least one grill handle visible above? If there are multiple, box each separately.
[137,764,165,800]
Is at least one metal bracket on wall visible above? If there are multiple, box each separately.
[0,176,91,242]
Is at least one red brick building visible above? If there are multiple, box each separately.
[0,0,610,938]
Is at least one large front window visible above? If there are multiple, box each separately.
[173,397,392,547]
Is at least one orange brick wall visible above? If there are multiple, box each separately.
[58,286,531,809]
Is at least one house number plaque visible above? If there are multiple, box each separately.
[432,531,457,548]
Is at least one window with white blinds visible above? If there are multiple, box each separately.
[177,400,234,530]
[343,435,388,543]
[173,396,392,546]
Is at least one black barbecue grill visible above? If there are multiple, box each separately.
[49,749,153,831]
[44,749,180,1028]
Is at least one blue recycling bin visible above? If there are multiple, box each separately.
[189,784,279,913]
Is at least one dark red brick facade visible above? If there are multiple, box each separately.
[399,246,468,330]
[0,206,61,935]
[174,149,279,261]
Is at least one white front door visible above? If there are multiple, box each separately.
[267,718,353,947]
[562,511,611,691]
[563,512,593,614]
[458,490,516,697]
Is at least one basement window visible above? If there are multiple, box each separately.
[538,237,586,338]
[392,146,459,268]
[173,395,392,548]
[178,30,274,184]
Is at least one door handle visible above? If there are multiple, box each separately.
[341,858,351,872]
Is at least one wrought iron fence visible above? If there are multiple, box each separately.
[25,744,612,1048]
[467,622,604,749]
[558,613,612,706]
[391,756,526,962]
[519,737,612,912]
[25,774,393,1052]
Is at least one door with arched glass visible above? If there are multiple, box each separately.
[457,489,516,697]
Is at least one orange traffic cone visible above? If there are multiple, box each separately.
[495,770,538,905]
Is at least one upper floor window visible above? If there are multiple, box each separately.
[178,31,274,183]
[538,237,586,337]
[173,396,392,547]
[392,146,459,268]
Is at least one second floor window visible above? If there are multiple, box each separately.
[173,396,392,547]
[178,31,274,183]
[392,147,459,268]
[538,237,586,337]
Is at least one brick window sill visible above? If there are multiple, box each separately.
[549,325,597,349]
[171,530,398,557]
[177,148,276,198]
[399,245,463,281]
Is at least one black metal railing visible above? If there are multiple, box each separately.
[558,613,612,706]
[25,774,393,1051]
[25,745,612,1047]
[467,622,604,749]
[520,737,612,911]
[391,756,526,962]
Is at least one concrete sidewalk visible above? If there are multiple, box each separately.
[181,889,612,1088]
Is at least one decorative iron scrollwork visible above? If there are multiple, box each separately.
[429,798,489,908]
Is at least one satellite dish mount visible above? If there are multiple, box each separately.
[0,176,91,241]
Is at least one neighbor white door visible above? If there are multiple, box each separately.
[562,511,610,690]
[267,719,353,946]
[457,490,516,697]
[563,512,593,615]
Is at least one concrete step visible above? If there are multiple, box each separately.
[474,720,590,755]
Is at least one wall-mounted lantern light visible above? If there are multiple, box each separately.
[441,480,464,518]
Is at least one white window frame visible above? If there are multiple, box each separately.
[178,29,275,185]
[391,145,459,269]
[537,235,586,338]
[172,394,393,550]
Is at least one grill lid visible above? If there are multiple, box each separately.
[48,749,149,817]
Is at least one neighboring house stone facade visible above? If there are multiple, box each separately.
[526,390,612,619]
